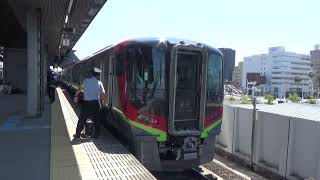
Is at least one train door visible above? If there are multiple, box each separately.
[169,45,207,135]
[108,54,115,107]
[101,54,109,106]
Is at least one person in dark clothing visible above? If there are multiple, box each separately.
[73,67,106,140]
[47,70,57,103]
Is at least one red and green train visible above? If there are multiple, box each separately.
[60,37,223,171]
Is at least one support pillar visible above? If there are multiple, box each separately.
[27,9,41,116]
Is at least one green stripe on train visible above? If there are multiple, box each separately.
[110,107,222,141]
[111,108,167,141]
[200,118,223,138]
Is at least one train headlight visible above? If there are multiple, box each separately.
[152,116,159,124]
[137,113,159,124]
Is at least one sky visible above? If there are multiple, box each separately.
[73,0,320,65]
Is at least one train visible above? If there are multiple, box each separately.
[60,37,224,171]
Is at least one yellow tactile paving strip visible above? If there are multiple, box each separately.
[51,88,97,180]
[51,88,156,180]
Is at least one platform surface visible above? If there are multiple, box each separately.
[0,94,50,180]
[51,88,156,180]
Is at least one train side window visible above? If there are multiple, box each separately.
[127,47,151,105]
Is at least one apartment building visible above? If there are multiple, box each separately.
[311,44,320,96]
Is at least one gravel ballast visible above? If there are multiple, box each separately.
[204,161,248,180]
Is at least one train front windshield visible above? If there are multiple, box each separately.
[126,44,223,126]
[127,46,168,107]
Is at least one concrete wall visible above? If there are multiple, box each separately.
[233,107,253,160]
[4,48,27,92]
[286,118,320,179]
[218,105,255,160]
[255,112,289,176]
[217,105,235,153]
[219,104,320,179]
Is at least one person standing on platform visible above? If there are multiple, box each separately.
[73,67,106,140]
[47,70,57,102]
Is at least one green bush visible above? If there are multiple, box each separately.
[240,97,250,104]
[288,93,301,103]
[307,97,318,104]
[264,94,274,105]
[229,96,235,101]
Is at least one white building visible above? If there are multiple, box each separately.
[241,54,269,88]
[242,47,311,97]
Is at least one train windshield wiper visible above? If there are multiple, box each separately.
[149,71,161,98]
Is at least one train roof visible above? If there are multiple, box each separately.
[87,37,222,58]
[119,37,222,55]
[63,37,222,70]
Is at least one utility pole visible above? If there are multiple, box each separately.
[309,72,315,97]
[250,97,257,170]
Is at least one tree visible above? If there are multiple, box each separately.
[307,97,318,104]
[288,93,301,103]
[240,97,250,104]
[265,94,274,105]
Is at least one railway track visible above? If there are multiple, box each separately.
[152,166,218,180]
[152,159,255,180]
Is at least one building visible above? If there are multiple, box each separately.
[219,48,235,81]
[241,54,268,88]
[232,66,241,88]
[238,61,243,88]
[246,72,266,96]
[310,44,320,96]
[247,73,266,85]
[242,47,311,97]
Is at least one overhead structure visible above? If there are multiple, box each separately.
[0,0,107,116]
[1,0,107,61]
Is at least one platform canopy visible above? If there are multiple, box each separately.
[0,0,107,59]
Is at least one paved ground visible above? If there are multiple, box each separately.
[0,95,50,180]
[0,94,26,124]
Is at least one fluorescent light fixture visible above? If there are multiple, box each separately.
[67,0,74,14]
[65,15,69,24]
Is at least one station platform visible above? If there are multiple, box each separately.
[0,88,155,180]
[51,87,156,180]
[0,94,50,180]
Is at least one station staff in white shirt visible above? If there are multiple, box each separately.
[73,67,106,139]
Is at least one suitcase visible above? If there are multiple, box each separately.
[84,118,94,137]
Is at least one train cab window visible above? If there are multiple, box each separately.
[207,53,223,104]
[127,46,166,107]
[176,52,201,90]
